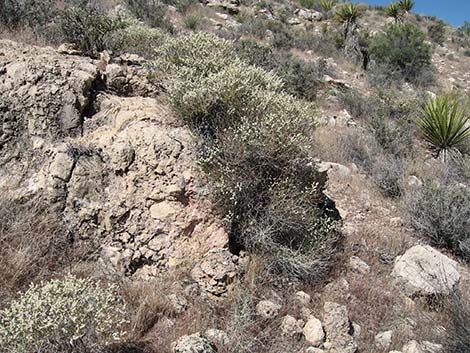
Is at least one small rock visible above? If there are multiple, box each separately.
[150,201,180,220]
[349,256,370,274]
[422,341,443,353]
[172,333,217,353]
[303,316,325,347]
[402,340,424,353]
[323,302,357,353]
[205,329,229,347]
[295,291,311,305]
[306,348,325,353]
[352,322,361,338]
[375,330,393,349]
[408,176,423,188]
[50,152,75,181]
[256,300,281,319]
[280,315,303,337]
[168,294,188,314]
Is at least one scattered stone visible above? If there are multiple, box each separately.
[402,340,424,353]
[256,300,281,319]
[150,201,180,220]
[280,315,303,337]
[392,245,461,297]
[352,322,361,338]
[50,152,75,181]
[375,330,393,349]
[172,333,217,353]
[422,341,443,353]
[323,302,357,353]
[168,294,188,314]
[407,176,423,188]
[306,348,325,353]
[205,329,230,347]
[191,248,240,297]
[295,291,311,305]
[303,316,325,347]
[349,256,370,274]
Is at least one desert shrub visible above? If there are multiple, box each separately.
[404,180,470,260]
[183,13,203,30]
[235,39,331,100]
[107,23,168,57]
[444,292,470,353]
[417,96,470,161]
[59,7,126,57]
[428,20,446,45]
[370,155,406,197]
[0,0,55,30]
[124,0,173,31]
[156,32,339,282]
[298,0,321,10]
[369,23,434,85]
[0,275,128,353]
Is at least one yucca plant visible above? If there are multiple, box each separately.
[320,0,336,12]
[417,96,470,161]
[397,0,414,12]
[386,3,402,23]
[335,3,363,38]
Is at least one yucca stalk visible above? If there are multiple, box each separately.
[320,0,336,12]
[417,96,470,162]
[397,0,414,12]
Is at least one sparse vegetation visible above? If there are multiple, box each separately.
[428,20,446,45]
[369,23,435,85]
[0,275,128,353]
[404,179,470,260]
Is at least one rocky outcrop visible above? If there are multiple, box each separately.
[322,302,357,353]
[0,40,240,284]
[392,245,461,297]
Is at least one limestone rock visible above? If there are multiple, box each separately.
[349,256,370,274]
[392,245,460,297]
[295,291,311,305]
[323,302,357,353]
[303,316,325,347]
[280,315,303,337]
[150,201,181,221]
[50,152,75,181]
[191,248,240,297]
[172,333,217,353]
[256,300,281,319]
[205,329,230,347]
[402,340,424,353]
[375,330,393,349]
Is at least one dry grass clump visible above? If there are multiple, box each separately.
[0,196,72,306]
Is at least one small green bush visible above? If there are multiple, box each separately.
[428,20,446,45]
[404,180,470,260]
[369,23,434,85]
[0,275,128,353]
[183,13,203,30]
[124,0,173,31]
[59,7,125,57]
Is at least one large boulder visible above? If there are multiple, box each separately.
[392,245,460,297]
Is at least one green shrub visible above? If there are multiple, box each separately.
[320,0,336,12]
[124,0,173,31]
[397,0,414,12]
[183,13,203,30]
[369,23,434,85]
[59,7,125,57]
[298,0,320,10]
[0,0,55,30]
[0,276,128,353]
[428,20,446,45]
[107,23,168,57]
[370,155,405,197]
[404,180,470,260]
[417,96,470,160]
[155,32,339,282]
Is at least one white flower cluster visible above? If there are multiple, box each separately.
[0,275,128,353]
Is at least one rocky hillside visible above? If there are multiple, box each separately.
[1,1,470,353]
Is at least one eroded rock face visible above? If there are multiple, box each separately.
[0,40,239,281]
[392,245,460,297]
